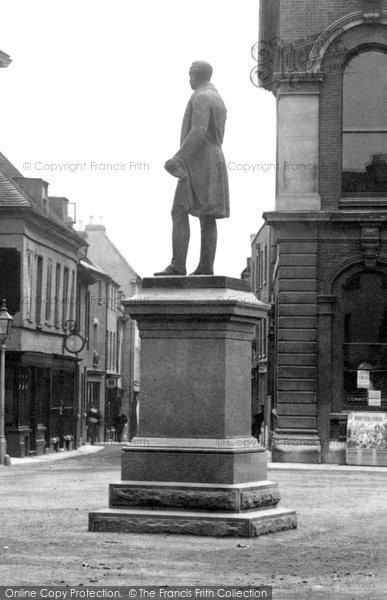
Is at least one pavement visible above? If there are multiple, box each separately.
[1,445,387,599]
[2,443,386,472]
[2,444,103,466]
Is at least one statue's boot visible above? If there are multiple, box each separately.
[190,217,217,276]
[154,210,189,276]
[154,265,185,276]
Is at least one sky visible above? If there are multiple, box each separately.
[0,0,276,278]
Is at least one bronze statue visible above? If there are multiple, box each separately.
[154,61,229,276]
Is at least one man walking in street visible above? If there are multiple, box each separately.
[114,408,128,443]
[86,404,102,445]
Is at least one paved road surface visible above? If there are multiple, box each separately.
[0,446,386,599]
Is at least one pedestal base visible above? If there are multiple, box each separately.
[89,506,297,538]
[109,480,281,511]
[121,442,267,484]
[88,479,296,537]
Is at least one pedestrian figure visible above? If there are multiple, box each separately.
[252,409,265,441]
[114,408,128,442]
[86,404,101,445]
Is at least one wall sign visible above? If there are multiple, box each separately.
[368,390,381,407]
[357,370,370,389]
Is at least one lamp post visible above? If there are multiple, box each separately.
[0,299,13,466]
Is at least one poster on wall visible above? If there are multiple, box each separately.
[357,370,370,389]
[346,412,387,466]
[368,390,382,407]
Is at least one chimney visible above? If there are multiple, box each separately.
[49,197,77,224]
[14,178,49,213]
[85,214,106,232]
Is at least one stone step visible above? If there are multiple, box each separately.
[89,506,297,538]
[109,480,281,512]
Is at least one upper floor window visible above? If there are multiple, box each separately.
[45,259,53,323]
[35,256,43,326]
[26,251,33,319]
[69,269,76,321]
[54,264,61,327]
[62,267,69,327]
[342,49,387,195]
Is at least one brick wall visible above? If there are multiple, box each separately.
[278,0,386,43]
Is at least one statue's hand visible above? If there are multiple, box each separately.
[164,158,187,179]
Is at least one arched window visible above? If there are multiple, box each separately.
[341,271,387,410]
[342,49,387,195]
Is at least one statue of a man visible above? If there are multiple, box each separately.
[154,60,229,276]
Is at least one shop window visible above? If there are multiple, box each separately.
[16,367,31,427]
[5,366,16,427]
[87,381,101,408]
[342,49,387,195]
[34,368,50,426]
[342,272,387,409]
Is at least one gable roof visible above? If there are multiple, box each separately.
[0,152,23,180]
[85,224,140,280]
[80,256,120,286]
[102,235,140,280]
[0,152,86,246]
[0,171,31,208]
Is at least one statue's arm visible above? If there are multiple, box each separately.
[173,93,211,165]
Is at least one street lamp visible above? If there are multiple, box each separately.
[0,299,13,466]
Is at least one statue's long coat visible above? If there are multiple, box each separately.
[173,82,229,219]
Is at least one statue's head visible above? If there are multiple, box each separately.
[189,60,213,90]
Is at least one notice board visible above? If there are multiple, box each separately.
[346,412,387,466]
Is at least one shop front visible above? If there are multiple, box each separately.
[327,266,387,463]
[5,352,78,457]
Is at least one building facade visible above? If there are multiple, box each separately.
[255,0,387,463]
[79,221,141,441]
[0,153,142,457]
[76,257,122,444]
[250,226,275,446]
[0,154,87,457]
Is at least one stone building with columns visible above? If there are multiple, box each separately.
[254,0,387,463]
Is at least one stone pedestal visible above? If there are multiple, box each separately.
[89,276,297,537]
